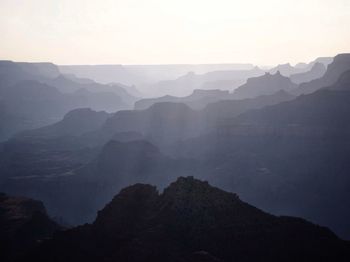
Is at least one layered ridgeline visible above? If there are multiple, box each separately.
[293,53,350,95]
[134,72,297,110]
[81,89,295,148]
[1,53,350,239]
[180,69,350,239]
[0,54,340,141]
[133,54,343,110]
[269,56,332,77]
[0,90,296,225]
[22,177,350,262]
[0,193,61,262]
[147,67,264,97]
[2,60,350,236]
[0,60,137,141]
[60,63,259,95]
[290,62,327,84]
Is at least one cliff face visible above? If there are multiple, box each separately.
[23,177,350,262]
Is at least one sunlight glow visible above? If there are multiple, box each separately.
[0,0,349,65]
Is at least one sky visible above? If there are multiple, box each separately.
[0,0,349,66]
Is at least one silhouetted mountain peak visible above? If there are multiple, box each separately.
[163,176,224,199]
[94,183,159,233]
[19,177,350,262]
[0,193,61,260]
[0,193,48,219]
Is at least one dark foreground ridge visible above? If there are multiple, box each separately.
[23,177,349,262]
[0,193,61,261]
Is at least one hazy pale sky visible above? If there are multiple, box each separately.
[0,0,349,65]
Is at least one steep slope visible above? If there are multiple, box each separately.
[24,177,350,262]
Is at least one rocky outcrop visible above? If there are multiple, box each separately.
[23,177,350,262]
[0,193,61,261]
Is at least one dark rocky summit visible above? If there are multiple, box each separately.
[0,193,61,261]
[23,177,350,262]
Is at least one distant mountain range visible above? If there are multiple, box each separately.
[59,63,256,86]
[135,72,297,110]
[59,58,332,97]
[146,67,264,96]
[269,56,332,77]
[0,61,137,141]
[2,53,350,243]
